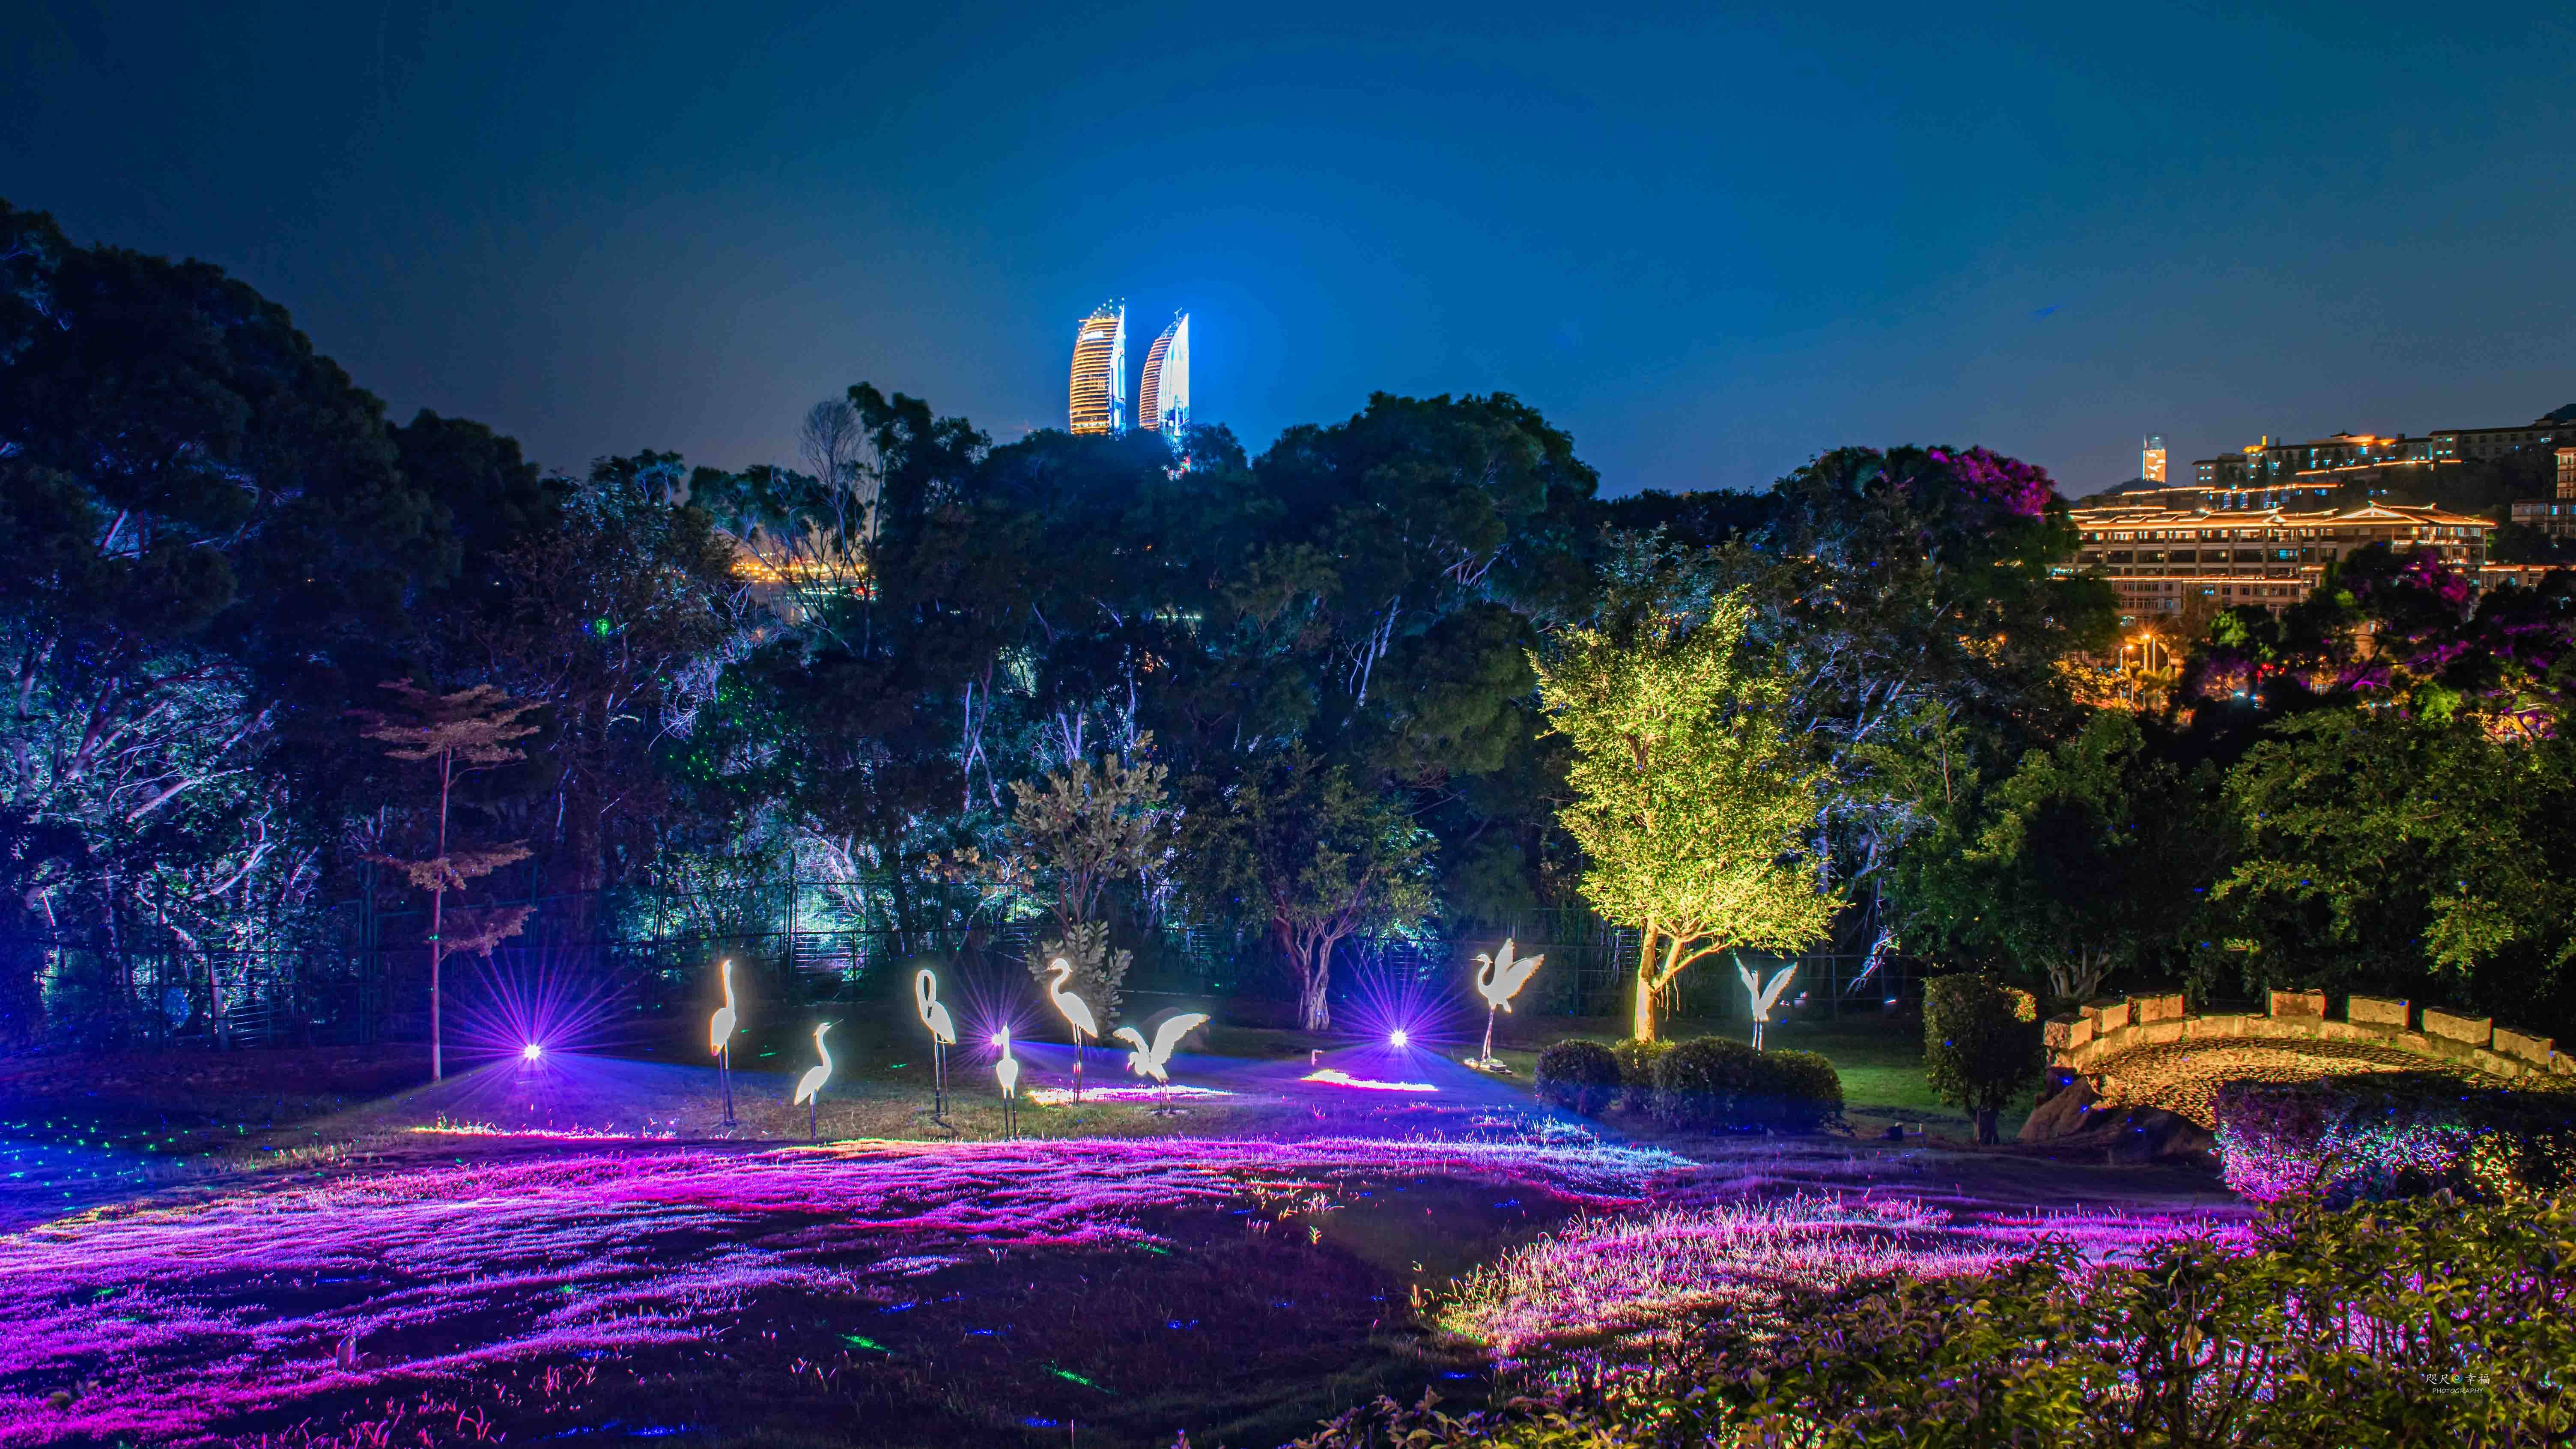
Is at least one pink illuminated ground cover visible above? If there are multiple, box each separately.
[0,1133,1682,1445]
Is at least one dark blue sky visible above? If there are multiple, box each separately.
[6,1,2570,494]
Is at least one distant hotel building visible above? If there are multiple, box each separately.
[2070,500,2495,624]
[1067,301,1127,435]
[2510,447,2576,543]
[1137,312,1190,440]
[2180,413,2576,504]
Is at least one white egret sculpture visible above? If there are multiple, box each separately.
[1738,953,1796,1051]
[1470,937,1546,1070]
[708,957,739,1125]
[793,1021,835,1140]
[913,968,957,1119]
[1043,957,1100,1103]
[992,1026,1021,1137]
[1110,1012,1209,1114]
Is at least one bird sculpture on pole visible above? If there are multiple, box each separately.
[1737,953,1796,1051]
[793,1021,835,1140]
[913,968,957,1120]
[1470,938,1546,1070]
[1110,1012,1209,1115]
[1043,957,1100,1103]
[708,957,739,1125]
[992,1026,1021,1138]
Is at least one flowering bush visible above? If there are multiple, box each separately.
[2213,1073,2576,1205]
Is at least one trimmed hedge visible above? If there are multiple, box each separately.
[1648,1038,1843,1133]
[1759,1049,1844,1133]
[1532,1040,1621,1116]
[2212,1072,2576,1206]
[1609,1038,1671,1112]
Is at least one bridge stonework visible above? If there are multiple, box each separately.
[2045,992,2570,1082]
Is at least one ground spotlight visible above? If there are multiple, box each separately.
[521,1042,544,1062]
[1388,1029,1409,1049]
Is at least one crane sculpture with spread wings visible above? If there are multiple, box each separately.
[1737,953,1796,1050]
[1111,1012,1209,1114]
[1470,938,1546,1070]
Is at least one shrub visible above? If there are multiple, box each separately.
[2213,1072,2576,1205]
[1608,1038,1670,1112]
[1923,971,2045,1143]
[1751,1048,1843,1133]
[1651,1036,1763,1129]
[1532,1040,1621,1116]
[1302,1194,2576,1448]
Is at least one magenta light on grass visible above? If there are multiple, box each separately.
[0,1134,1683,1445]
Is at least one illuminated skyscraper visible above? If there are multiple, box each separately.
[2142,434,2168,483]
[1137,312,1190,440]
[1068,301,1126,435]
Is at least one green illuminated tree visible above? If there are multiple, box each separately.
[1535,585,1840,1041]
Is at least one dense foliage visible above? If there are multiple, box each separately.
[1646,1037,1843,1133]
[1300,1193,2576,1448]
[1532,1039,1622,1115]
[9,198,2576,1047]
[1922,972,2045,1143]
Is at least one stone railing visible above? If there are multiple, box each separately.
[2047,990,2569,1082]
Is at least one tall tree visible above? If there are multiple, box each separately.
[1176,751,1435,1031]
[353,681,543,1081]
[1533,580,1841,1041]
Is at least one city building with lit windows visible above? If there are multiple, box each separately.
[2141,435,2167,484]
[1137,312,1189,441]
[2180,412,2576,506]
[2509,447,2576,543]
[1067,301,1127,435]
[2069,500,2494,624]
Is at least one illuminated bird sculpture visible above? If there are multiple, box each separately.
[708,957,739,1125]
[793,1021,835,1140]
[1111,1012,1208,1114]
[993,1026,1021,1138]
[1044,957,1100,1103]
[1738,953,1796,1051]
[1470,938,1546,1070]
[914,968,957,1120]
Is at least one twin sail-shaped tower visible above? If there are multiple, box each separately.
[1067,302,1188,441]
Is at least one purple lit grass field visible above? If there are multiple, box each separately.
[0,1034,2254,1448]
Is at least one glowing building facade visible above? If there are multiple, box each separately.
[1137,312,1190,440]
[2141,434,2167,483]
[1067,301,1127,435]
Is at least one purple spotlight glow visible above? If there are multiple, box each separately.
[1389,1029,1410,1049]
[521,1042,544,1062]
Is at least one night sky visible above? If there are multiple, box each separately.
[6,1,2570,495]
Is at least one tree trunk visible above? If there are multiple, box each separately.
[1975,1107,1999,1145]
[1631,931,1660,1042]
[1300,965,1330,1033]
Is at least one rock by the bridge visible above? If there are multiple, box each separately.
[2422,1009,2493,1049]
[2346,996,2410,1031]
